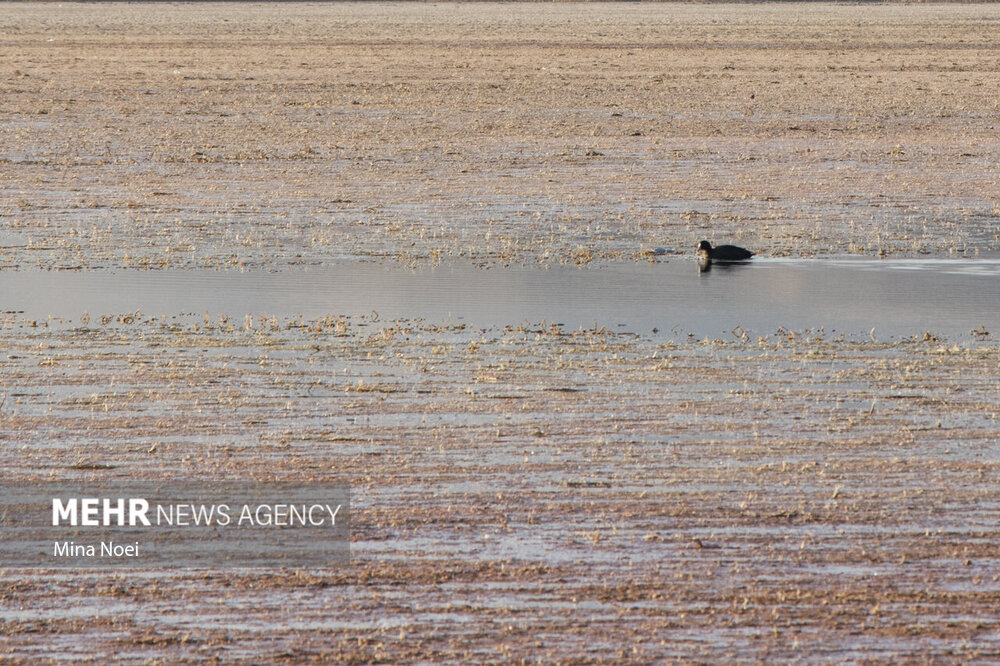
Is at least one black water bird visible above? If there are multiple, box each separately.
[697,240,754,271]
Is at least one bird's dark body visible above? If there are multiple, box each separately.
[697,240,754,262]
[707,244,754,261]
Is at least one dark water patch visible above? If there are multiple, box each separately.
[1,258,998,341]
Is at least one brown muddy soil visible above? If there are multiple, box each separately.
[1,2,999,270]
[2,3,1000,663]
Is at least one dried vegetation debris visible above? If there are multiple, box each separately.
[2,313,1000,661]
[1,4,1000,270]
[3,3,1000,662]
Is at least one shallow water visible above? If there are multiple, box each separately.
[2,258,998,340]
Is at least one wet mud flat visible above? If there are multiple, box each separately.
[2,3,1000,270]
[2,313,1000,662]
[3,2,1000,662]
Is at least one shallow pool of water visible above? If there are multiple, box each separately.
[2,258,998,340]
